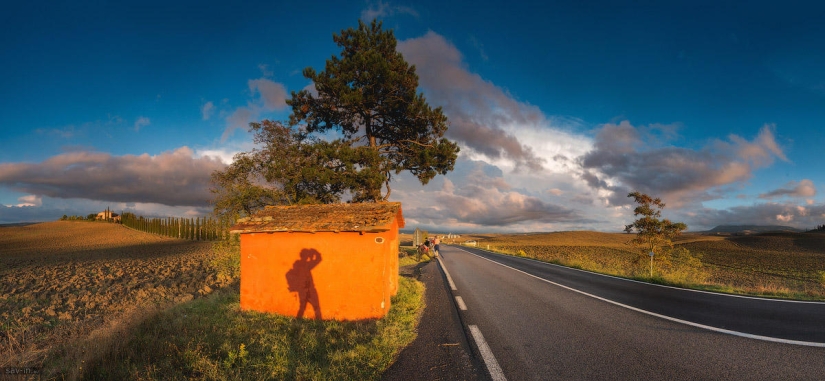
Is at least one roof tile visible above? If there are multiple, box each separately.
[230,202,404,233]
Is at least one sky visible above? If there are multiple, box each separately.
[2,1,824,233]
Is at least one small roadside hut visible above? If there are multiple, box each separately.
[230,202,404,320]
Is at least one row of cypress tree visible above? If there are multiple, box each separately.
[121,214,230,241]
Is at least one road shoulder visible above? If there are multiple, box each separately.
[382,259,484,380]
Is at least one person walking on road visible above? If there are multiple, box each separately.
[433,236,441,258]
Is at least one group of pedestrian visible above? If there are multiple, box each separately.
[416,235,441,260]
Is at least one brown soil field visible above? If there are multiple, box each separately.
[470,231,825,299]
[0,221,234,375]
[681,233,825,293]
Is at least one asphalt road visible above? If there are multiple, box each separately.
[440,245,825,380]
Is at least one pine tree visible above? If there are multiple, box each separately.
[286,19,459,202]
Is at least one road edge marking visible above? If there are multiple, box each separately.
[437,256,458,291]
[455,296,467,311]
[456,247,825,348]
[469,325,507,381]
[452,245,825,305]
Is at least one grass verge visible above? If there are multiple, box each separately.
[468,242,824,301]
[398,246,434,267]
[83,257,424,380]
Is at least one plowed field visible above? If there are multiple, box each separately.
[0,221,234,371]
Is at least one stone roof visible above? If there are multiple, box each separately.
[230,202,404,234]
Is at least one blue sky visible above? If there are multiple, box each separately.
[2,1,824,232]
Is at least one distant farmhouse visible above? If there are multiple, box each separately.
[96,210,120,222]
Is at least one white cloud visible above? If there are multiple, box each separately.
[224,107,256,140]
[35,125,76,138]
[258,63,274,78]
[16,194,42,207]
[201,101,215,120]
[194,141,253,166]
[222,77,289,140]
[776,214,793,222]
[727,123,788,165]
[759,179,816,199]
[134,116,150,132]
[0,203,62,223]
[392,30,620,231]
[194,149,234,165]
[391,158,595,232]
[302,82,317,97]
[248,78,287,110]
[468,35,489,62]
[548,188,564,196]
[361,1,418,21]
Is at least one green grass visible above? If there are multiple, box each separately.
[81,242,425,381]
[210,234,241,283]
[398,254,421,267]
[83,278,423,380]
[398,246,435,265]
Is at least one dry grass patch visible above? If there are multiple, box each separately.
[469,231,825,300]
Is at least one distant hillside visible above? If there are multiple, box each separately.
[706,225,803,234]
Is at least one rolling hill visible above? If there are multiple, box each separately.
[705,225,803,235]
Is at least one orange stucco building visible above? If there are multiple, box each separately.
[230,202,404,320]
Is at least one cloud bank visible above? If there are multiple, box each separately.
[578,122,789,208]
[688,202,825,229]
[0,147,226,207]
[392,31,813,231]
[399,32,553,171]
[392,158,592,232]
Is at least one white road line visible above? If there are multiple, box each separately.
[456,246,825,304]
[437,256,457,291]
[455,296,467,310]
[455,247,825,348]
[469,325,507,381]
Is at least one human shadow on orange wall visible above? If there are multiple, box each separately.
[285,248,322,319]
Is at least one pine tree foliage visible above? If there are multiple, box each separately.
[211,120,350,218]
[287,19,459,201]
[211,20,459,217]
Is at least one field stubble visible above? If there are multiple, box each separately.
[0,221,235,377]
